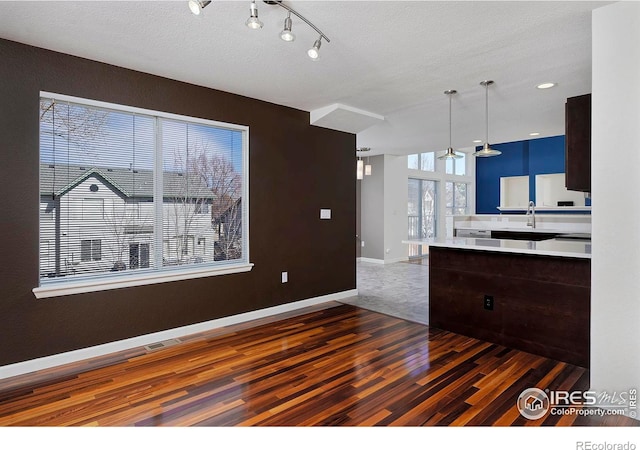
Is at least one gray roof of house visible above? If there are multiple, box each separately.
[40,164,216,199]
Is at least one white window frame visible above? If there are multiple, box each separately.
[34,92,253,299]
[407,149,475,239]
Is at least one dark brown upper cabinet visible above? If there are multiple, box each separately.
[565,93,591,192]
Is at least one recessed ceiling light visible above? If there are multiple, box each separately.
[473,140,482,144]
[529,132,540,136]
[536,82,557,89]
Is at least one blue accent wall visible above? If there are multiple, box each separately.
[475,135,585,214]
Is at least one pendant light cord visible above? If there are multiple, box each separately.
[485,83,489,143]
[449,93,452,148]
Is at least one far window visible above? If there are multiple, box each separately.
[446,182,468,216]
[445,153,466,176]
[81,239,102,261]
[408,178,437,257]
[408,152,435,172]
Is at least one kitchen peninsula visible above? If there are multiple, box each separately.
[411,234,590,368]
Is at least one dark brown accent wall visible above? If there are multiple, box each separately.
[0,38,356,366]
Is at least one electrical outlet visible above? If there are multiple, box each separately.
[484,295,494,311]
[361,241,365,247]
[281,272,288,283]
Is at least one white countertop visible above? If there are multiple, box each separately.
[455,226,576,234]
[403,237,591,259]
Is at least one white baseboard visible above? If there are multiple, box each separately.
[358,257,408,264]
[0,289,358,380]
[357,257,385,264]
[384,256,409,264]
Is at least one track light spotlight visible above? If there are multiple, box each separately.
[280,12,295,42]
[246,0,263,30]
[188,0,211,16]
[308,37,322,60]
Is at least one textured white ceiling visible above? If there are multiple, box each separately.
[0,0,608,156]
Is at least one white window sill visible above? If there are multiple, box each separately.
[33,263,254,299]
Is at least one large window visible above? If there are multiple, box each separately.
[36,93,250,298]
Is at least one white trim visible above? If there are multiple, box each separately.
[357,257,385,264]
[33,263,254,299]
[1,289,358,380]
[358,256,410,265]
[384,256,409,264]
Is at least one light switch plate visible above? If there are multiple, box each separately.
[320,209,331,219]
[281,272,288,283]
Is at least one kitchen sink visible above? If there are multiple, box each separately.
[490,230,559,241]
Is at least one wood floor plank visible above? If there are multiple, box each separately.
[0,303,637,427]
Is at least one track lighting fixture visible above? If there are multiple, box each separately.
[246,0,263,30]
[188,0,211,15]
[308,37,322,60]
[472,80,502,157]
[188,1,330,60]
[280,12,295,42]
[438,90,463,160]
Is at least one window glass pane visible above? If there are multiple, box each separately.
[455,183,468,211]
[92,240,102,261]
[445,181,454,209]
[408,154,419,170]
[446,182,468,215]
[420,152,435,172]
[161,120,243,267]
[39,99,155,278]
[407,178,421,239]
[455,153,466,176]
[408,178,437,242]
[422,180,437,238]
[445,158,453,175]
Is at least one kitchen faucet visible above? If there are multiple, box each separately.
[526,201,536,228]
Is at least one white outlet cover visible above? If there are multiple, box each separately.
[281,272,288,283]
[320,209,331,219]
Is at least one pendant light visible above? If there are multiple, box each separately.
[437,89,463,160]
[472,80,502,157]
[356,147,371,179]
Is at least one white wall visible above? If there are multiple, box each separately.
[359,155,385,261]
[383,154,408,263]
[591,1,640,396]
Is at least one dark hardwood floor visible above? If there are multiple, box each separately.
[0,303,637,426]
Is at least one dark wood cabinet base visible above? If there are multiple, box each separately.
[429,247,590,368]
